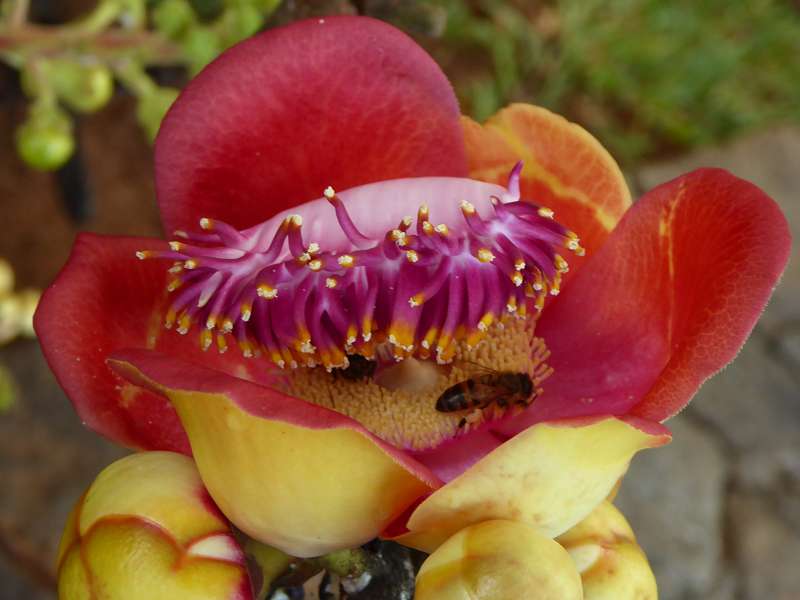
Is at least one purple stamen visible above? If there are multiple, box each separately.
[140,165,584,368]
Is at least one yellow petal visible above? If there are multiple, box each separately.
[57,452,251,600]
[415,519,582,600]
[395,417,669,552]
[109,352,436,558]
[558,501,657,599]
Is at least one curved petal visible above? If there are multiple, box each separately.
[462,104,631,275]
[108,349,440,558]
[389,417,669,553]
[415,520,582,600]
[155,16,467,234]
[33,234,276,453]
[503,169,790,432]
[557,502,657,600]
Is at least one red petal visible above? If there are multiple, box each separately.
[500,169,790,433]
[155,16,467,234]
[33,234,276,452]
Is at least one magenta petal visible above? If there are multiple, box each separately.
[155,16,468,233]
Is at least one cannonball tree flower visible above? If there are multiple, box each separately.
[35,14,790,597]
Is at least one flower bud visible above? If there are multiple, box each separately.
[16,104,74,171]
[153,0,195,38]
[557,501,657,599]
[57,451,253,600]
[51,60,114,114]
[183,26,223,75]
[415,520,582,600]
[0,259,14,296]
[136,86,180,141]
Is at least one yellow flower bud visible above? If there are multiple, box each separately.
[557,501,657,599]
[57,452,253,600]
[415,520,582,600]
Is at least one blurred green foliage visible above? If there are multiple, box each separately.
[427,0,800,164]
[3,0,799,170]
[1,0,280,171]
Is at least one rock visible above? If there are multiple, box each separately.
[0,340,126,597]
[728,492,800,600]
[0,553,52,600]
[614,415,727,600]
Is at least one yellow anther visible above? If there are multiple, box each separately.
[257,284,278,299]
[405,250,419,263]
[325,277,338,289]
[576,246,586,257]
[555,255,569,273]
[184,259,198,270]
[168,263,183,274]
[478,312,495,331]
[205,314,218,330]
[418,204,429,218]
[216,334,228,353]
[167,278,182,292]
[177,313,192,335]
[308,259,322,271]
[169,241,183,252]
[307,242,320,254]
[135,250,150,260]
[460,200,476,214]
[511,271,524,287]
[199,217,213,230]
[173,230,188,239]
[239,339,254,358]
[477,248,495,263]
[240,303,252,322]
[422,221,435,234]
[289,214,303,226]
[401,216,413,228]
[298,252,312,263]
[221,318,234,333]
[434,224,449,235]
[409,293,424,307]
[514,258,526,271]
[506,298,518,313]
[538,207,555,219]
[200,329,213,351]
[164,308,177,329]
[535,294,546,311]
[391,230,407,246]
[337,254,355,267]
[323,186,336,199]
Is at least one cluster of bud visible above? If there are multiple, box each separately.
[2,0,280,170]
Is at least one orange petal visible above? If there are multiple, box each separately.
[462,103,631,273]
[391,417,669,553]
[109,349,439,557]
[558,502,657,599]
[415,520,582,600]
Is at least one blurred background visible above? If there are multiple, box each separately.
[0,1,798,598]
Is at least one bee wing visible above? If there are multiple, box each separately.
[457,358,500,375]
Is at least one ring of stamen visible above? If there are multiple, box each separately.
[138,163,583,370]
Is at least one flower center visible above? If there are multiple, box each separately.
[280,317,551,450]
[138,163,583,371]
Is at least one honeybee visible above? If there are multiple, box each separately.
[332,354,377,381]
[436,371,536,427]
